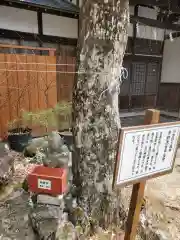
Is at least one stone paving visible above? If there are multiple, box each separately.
[120,114,179,127]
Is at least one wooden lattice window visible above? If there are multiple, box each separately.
[131,62,146,95]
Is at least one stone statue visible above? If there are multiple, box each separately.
[25,131,70,169]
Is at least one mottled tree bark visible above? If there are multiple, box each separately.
[72,0,129,229]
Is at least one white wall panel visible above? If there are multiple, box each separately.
[161,37,180,83]
[138,6,157,20]
[0,6,38,33]
[42,13,78,39]
[137,25,164,41]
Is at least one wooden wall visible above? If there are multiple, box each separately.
[0,53,57,136]
[157,83,180,111]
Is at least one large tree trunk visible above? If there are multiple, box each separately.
[72,0,129,229]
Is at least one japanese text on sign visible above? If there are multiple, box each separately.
[115,123,180,187]
[38,179,51,190]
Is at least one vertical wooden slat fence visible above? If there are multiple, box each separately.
[56,55,76,102]
[0,44,57,137]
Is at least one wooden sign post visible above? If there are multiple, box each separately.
[113,109,180,240]
[124,109,160,240]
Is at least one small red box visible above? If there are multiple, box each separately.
[27,166,67,196]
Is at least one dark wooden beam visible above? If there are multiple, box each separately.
[156,29,165,108]
[160,82,180,85]
[37,11,43,48]
[37,10,43,51]
[130,0,180,14]
[0,28,77,46]
[124,54,162,62]
[128,5,139,111]
[132,5,138,55]
[37,12,43,36]
[130,0,168,7]
[130,15,180,31]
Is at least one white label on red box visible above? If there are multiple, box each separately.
[38,179,51,190]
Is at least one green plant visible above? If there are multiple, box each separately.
[22,101,72,132]
[7,118,25,130]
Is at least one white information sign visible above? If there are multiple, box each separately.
[38,179,51,190]
[114,122,180,187]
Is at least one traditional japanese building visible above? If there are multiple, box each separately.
[0,0,78,55]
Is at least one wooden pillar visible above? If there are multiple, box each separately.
[128,5,139,111]
[124,109,160,240]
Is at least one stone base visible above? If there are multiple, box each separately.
[29,204,60,239]
[0,191,36,240]
[37,194,63,206]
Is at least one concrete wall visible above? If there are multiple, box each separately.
[161,37,180,83]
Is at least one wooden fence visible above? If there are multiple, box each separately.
[56,55,76,102]
[0,44,57,137]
